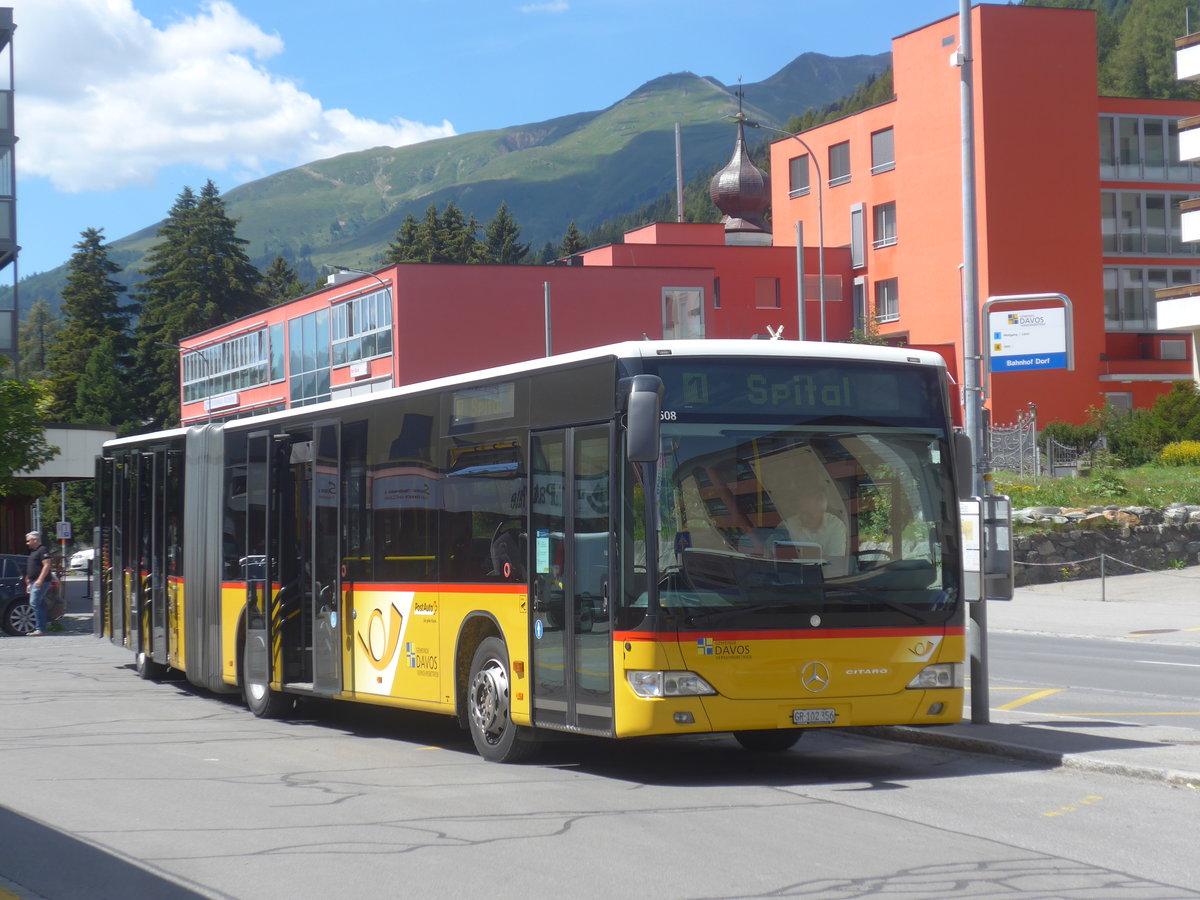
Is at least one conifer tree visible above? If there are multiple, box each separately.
[383,213,425,264]
[134,181,263,429]
[559,222,588,257]
[482,203,531,265]
[17,298,61,381]
[260,255,307,306]
[46,227,134,422]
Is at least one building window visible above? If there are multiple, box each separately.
[875,278,899,323]
[1103,392,1133,413]
[870,128,895,174]
[1105,265,1200,331]
[1101,190,1199,256]
[288,308,331,406]
[662,288,705,339]
[850,204,865,269]
[828,141,850,187]
[852,277,867,334]
[872,202,897,249]
[788,155,810,198]
[332,287,392,367]
[1100,115,1200,183]
[269,322,285,383]
[754,277,780,309]
[1161,339,1188,360]
[183,329,269,405]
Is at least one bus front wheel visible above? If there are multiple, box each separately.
[467,637,534,763]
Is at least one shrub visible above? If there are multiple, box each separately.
[1039,419,1101,454]
[1159,441,1200,466]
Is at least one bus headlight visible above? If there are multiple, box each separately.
[906,663,963,689]
[627,670,717,698]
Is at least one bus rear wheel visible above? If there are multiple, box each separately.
[733,730,804,752]
[467,637,533,763]
[242,635,291,719]
[136,650,168,681]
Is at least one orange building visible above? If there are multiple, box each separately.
[770,3,1200,425]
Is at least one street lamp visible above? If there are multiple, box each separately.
[729,112,827,342]
[324,263,397,389]
[158,341,213,423]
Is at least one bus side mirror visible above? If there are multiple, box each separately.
[953,429,974,500]
[625,375,663,463]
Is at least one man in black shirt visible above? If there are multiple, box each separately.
[25,531,52,636]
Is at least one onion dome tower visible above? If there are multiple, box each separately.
[710,93,771,245]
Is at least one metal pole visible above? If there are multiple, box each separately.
[675,123,684,223]
[60,482,67,570]
[795,220,806,341]
[957,0,989,725]
[544,281,552,357]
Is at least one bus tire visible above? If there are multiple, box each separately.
[242,639,290,719]
[467,637,534,763]
[733,730,804,752]
[135,650,168,681]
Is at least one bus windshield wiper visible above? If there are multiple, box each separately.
[823,582,929,623]
[684,602,803,626]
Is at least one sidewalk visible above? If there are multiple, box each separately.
[867,566,1200,787]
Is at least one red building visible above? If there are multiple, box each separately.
[178,237,834,425]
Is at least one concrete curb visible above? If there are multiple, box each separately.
[853,724,1200,789]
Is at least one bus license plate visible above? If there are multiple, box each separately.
[793,708,836,725]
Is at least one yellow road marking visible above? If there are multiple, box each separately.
[1037,710,1200,717]
[997,688,1063,711]
[1043,794,1103,817]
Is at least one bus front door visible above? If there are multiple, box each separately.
[530,426,614,736]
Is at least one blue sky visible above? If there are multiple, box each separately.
[11,0,959,278]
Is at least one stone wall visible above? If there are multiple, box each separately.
[1013,504,1200,585]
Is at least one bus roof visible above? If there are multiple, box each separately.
[104,339,948,451]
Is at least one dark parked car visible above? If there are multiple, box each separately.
[0,553,64,635]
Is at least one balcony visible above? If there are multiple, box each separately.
[1180,114,1200,164]
[1176,32,1200,81]
[1181,197,1200,243]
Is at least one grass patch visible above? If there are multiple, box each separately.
[993,466,1200,509]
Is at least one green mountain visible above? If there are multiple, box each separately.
[14,51,890,316]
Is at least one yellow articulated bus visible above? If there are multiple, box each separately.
[96,340,967,762]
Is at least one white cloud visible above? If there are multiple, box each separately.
[12,0,456,192]
[518,1,569,13]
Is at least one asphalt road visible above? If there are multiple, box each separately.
[2,633,1198,900]
[988,631,1200,730]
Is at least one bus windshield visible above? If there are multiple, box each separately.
[643,423,959,627]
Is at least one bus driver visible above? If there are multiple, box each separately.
[782,492,848,575]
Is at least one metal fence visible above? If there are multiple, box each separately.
[988,403,1040,477]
